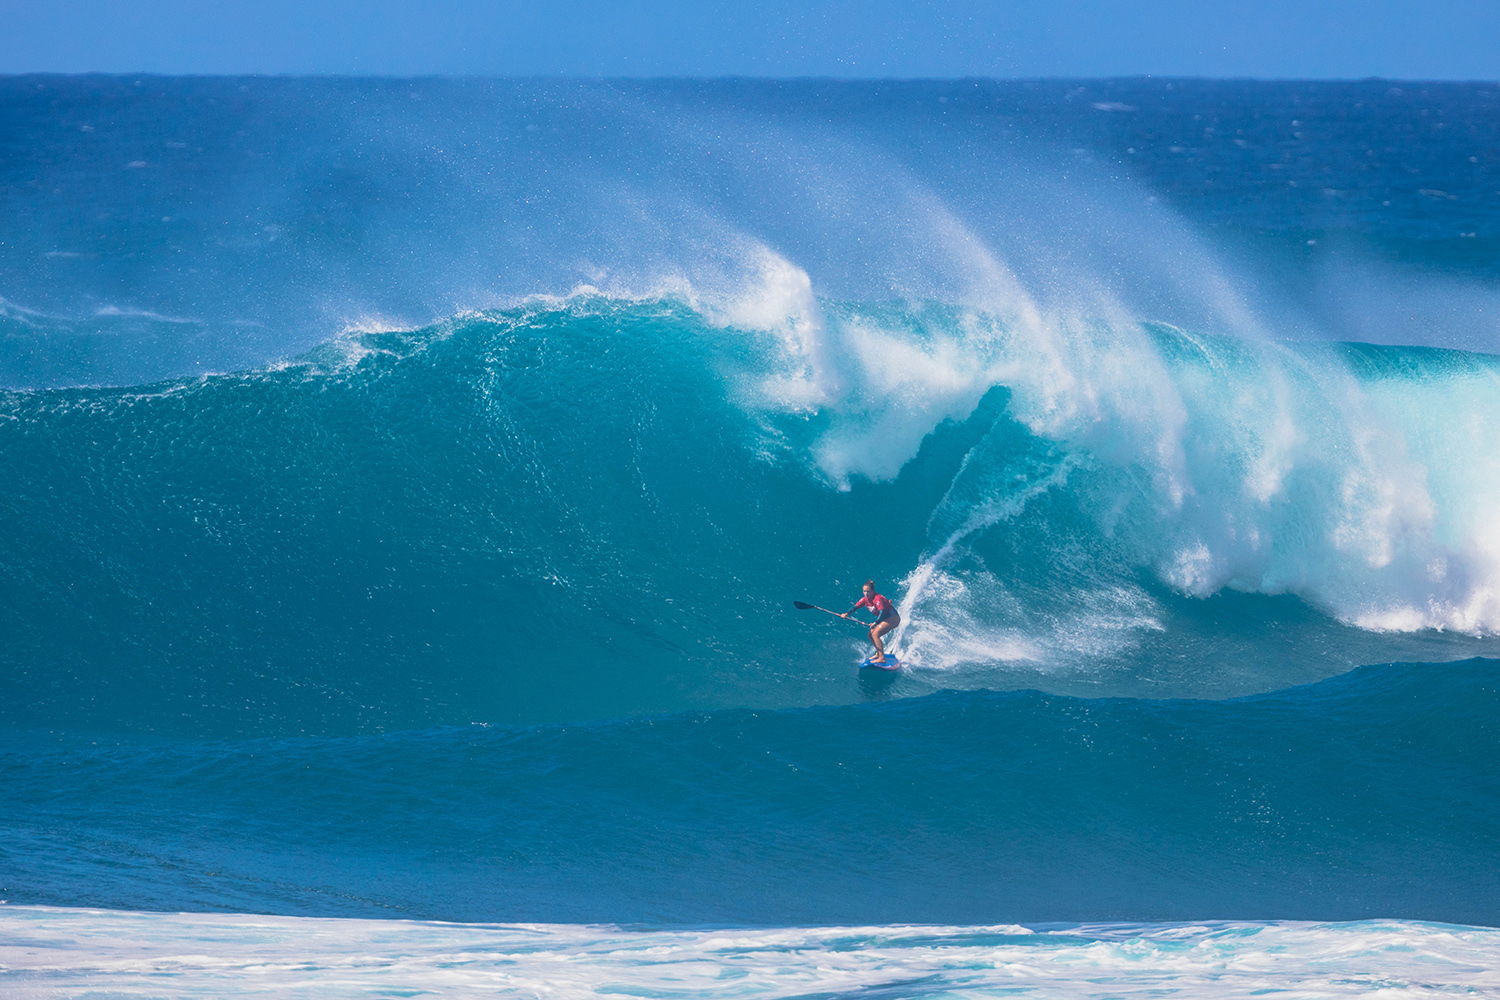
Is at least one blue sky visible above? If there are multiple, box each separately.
[2,0,1497,78]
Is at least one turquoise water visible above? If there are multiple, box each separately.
[1,77,1498,991]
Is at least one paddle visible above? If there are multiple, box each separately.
[793,600,868,625]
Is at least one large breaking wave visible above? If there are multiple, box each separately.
[3,289,1498,735]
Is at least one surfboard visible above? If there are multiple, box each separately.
[860,654,900,671]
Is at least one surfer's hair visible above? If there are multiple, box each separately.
[863,580,874,589]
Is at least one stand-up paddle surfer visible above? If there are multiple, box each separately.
[844,580,900,665]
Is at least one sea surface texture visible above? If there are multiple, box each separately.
[1,77,1498,994]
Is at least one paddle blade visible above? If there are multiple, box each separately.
[793,601,814,610]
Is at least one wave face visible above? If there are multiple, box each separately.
[3,660,1498,925]
[3,300,1500,733]
[1,77,1499,933]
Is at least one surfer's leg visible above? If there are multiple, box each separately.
[870,619,896,661]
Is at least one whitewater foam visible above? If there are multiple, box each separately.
[732,290,1500,636]
[3,907,1497,999]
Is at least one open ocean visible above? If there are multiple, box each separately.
[1,76,1498,996]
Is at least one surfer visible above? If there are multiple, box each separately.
[844,581,900,665]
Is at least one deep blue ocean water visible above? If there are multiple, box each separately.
[2,77,1499,995]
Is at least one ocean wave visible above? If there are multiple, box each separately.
[2,295,1499,733]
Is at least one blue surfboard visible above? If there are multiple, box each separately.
[860,654,900,671]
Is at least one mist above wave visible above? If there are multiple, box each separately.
[2,77,1496,389]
